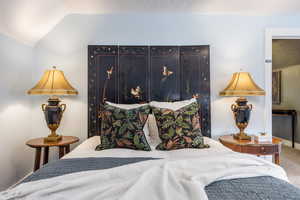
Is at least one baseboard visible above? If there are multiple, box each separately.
[278,137,300,150]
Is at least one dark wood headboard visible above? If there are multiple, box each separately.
[88,45,211,137]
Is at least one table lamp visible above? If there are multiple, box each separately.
[220,72,265,140]
[27,66,78,142]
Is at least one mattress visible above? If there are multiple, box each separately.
[64,136,233,159]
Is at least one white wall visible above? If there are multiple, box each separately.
[0,33,34,190]
[2,13,300,190]
[33,14,300,143]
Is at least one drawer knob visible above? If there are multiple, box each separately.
[261,147,266,153]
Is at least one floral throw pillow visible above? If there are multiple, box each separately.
[95,104,151,151]
[152,102,209,150]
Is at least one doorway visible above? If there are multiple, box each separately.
[266,29,300,187]
[272,39,299,147]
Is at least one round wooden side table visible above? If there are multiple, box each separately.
[219,135,282,165]
[26,136,79,171]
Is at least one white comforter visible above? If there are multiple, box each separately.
[0,147,288,200]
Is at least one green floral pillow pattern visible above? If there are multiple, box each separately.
[152,102,209,150]
[95,104,151,151]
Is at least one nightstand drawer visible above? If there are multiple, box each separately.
[219,135,282,165]
[241,145,277,155]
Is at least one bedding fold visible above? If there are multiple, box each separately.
[0,152,289,200]
[22,157,159,183]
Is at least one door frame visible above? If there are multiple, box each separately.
[265,28,300,135]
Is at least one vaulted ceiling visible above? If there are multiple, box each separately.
[1,0,300,45]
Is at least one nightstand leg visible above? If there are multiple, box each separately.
[65,145,70,154]
[43,147,49,165]
[59,146,65,159]
[34,147,41,171]
[275,153,280,165]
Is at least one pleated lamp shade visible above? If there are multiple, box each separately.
[28,66,78,95]
[220,72,265,96]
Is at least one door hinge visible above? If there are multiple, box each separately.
[265,59,272,63]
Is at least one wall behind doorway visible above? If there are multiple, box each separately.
[272,39,300,143]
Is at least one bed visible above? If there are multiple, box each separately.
[3,136,299,200]
[1,45,300,199]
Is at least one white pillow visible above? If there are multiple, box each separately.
[147,114,161,147]
[106,101,148,109]
[149,98,197,110]
[105,101,152,149]
[148,98,198,147]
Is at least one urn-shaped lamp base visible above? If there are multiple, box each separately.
[233,132,251,140]
[42,97,66,143]
[231,97,253,141]
[44,134,62,143]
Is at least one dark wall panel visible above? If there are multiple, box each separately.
[119,46,149,103]
[150,46,180,101]
[88,46,118,137]
[88,45,211,138]
[180,46,211,137]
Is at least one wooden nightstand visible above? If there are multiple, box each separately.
[26,136,79,171]
[219,135,282,165]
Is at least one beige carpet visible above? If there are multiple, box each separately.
[280,145,300,187]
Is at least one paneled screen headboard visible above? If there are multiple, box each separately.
[88,45,211,137]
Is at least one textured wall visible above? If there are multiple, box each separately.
[0,33,34,190]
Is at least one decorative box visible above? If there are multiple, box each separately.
[254,132,272,143]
